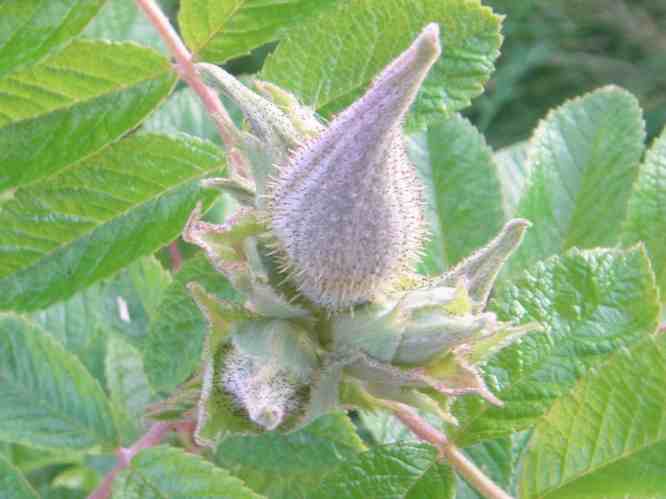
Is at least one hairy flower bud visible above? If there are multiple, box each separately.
[269,24,442,310]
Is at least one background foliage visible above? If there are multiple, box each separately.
[0,0,664,498]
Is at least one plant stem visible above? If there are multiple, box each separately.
[134,0,245,172]
[393,404,514,499]
[87,422,174,499]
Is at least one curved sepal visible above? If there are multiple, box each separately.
[437,218,531,311]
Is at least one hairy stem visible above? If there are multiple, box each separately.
[87,422,175,499]
[135,0,245,171]
[393,404,514,499]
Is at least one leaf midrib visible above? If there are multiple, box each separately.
[0,54,172,128]
[0,141,224,281]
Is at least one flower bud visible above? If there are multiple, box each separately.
[269,24,442,310]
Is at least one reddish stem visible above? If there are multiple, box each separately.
[87,422,174,499]
[393,404,514,499]
[168,241,182,272]
[134,0,245,170]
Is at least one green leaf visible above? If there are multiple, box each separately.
[425,115,505,267]
[179,0,336,63]
[0,0,106,78]
[0,315,118,450]
[622,125,666,294]
[105,335,153,442]
[261,0,502,130]
[113,445,262,498]
[452,246,660,447]
[520,335,666,499]
[52,465,100,493]
[0,134,224,312]
[215,413,366,499]
[31,256,171,384]
[142,87,224,144]
[494,141,531,218]
[357,411,418,445]
[456,438,512,499]
[0,454,39,499]
[83,0,165,53]
[509,87,646,276]
[0,39,176,192]
[144,254,239,392]
[315,443,455,499]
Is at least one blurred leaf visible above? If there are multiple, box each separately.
[83,0,165,52]
[179,0,336,63]
[452,246,660,446]
[52,465,99,493]
[31,256,171,384]
[0,134,224,312]
[314,443,454,499]
[113,446,262,498]
[509,87,646,276]
[357,411,418,445]
[622,125,666,294]
[456,438,512,499]
[520,335,666,499]
[105,335,153,442]
[142,87,223,143]
[494,141,531,218]
[144,254,239,392]
[0,39,176,192]
[0,0,106,78]
[0,454,39,499]
[262,0,502,130]
[0,315,118,450]
[425,115,505,267]
[8,444,82,475]
[216,413,365,499]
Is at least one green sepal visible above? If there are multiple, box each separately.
[254,79,325,139]
[465,321,544,366]
[420,348,502,406]
[183,202,264,265]
[331,284,492,365]
[202,176,257,207]
[437,218,530,311]
[197,63,308,199]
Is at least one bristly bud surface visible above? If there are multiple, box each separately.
[269,24,442,310]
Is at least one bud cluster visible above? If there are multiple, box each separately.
[177,24,542,445]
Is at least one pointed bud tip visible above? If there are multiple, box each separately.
[416,23,442,60]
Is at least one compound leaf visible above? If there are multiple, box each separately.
[0,454,39,499]
[113,445,262,498]
[0,0,106,77]
[315,443,455,499]
[425,115,505,267]
[179,0,336,63]
[509,87,645,276]
[622,125,666,294]
[144,254,239,392]
[0,39,176,192]
[0,315,118,450]
[520,335,666,499]
[216,413,365,499]
[0,134,224,312]
[261,0,502,130]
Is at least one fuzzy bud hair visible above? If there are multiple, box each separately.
[269,24,442,310]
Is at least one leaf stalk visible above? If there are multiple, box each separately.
[393,404,514,499]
